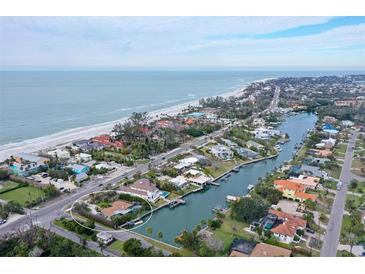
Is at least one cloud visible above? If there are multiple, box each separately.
[0,16,364,69]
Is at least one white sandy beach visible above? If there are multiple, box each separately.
[0,77,278,161]
[0,86,251,161]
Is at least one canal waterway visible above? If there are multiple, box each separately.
[134,112,317,245]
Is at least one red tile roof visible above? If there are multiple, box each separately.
[269,209,307,228]
[271,221,298,237]
[101,200,133,217]
[92,135,124,148]
[295,192,317,201]
[250,243,291,257]
[274,180,306,192]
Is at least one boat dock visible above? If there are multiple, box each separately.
[169,198,186,208]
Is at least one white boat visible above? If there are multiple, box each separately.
[226,195,239,202]
[274,145,282,151]
[247,184,255,191]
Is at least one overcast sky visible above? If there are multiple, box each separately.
[1,16,365,70]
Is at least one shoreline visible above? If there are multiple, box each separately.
[0,77,274,161]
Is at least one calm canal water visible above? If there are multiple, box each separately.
[134,112,317,245]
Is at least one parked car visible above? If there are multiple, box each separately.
[0,218,7,225]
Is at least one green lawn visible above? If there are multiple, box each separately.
[295,145,307,160]
[181,184,201,195]
[108,240,126,256]
[198,146,244,178]
[345,194,365,212]
[212,213,256,252]
[324,166,341,179]
[204,160,240,178]
[348,180,365,194]
[351,160,365,178]
[322,180,338,190]
[0,180,19,193]
[0,185,45,206]
[340,215,365,244]
[335,143,347,155]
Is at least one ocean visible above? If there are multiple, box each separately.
[0,70,362,146]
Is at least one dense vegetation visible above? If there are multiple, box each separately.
[122,238,164,257]
[231,197,269,223]
[0,227,100,257]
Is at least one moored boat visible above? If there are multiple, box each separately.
[247,184,255,191]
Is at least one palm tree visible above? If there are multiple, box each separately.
[157,231,163,241]
[345,232,357,255]
[146,227,153,237]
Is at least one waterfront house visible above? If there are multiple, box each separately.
[250,243,291,257]
[253,127,281,140]
[269,209,306,244]
[273,180,317,202]
[229,239,257,257]
[47,149,70,159]
[184,169,211,186]
[101,200,138,218]
[91,135,124,148]
[235,147,258,159]
[169,176,188,188]
[119,178,161,203]
[73,139,105,152]
[8,153,49,176]
[210,145,233,160]
[252,128,270,140]
[246,140,264,150]
[96,231,114,245]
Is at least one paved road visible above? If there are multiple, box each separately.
[48,223,118,257]
[0,88,279,254]
[320,131,357,257]
[264,86,280,113]
[0,126,227,252]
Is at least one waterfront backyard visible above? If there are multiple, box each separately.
[133,113,317,245]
